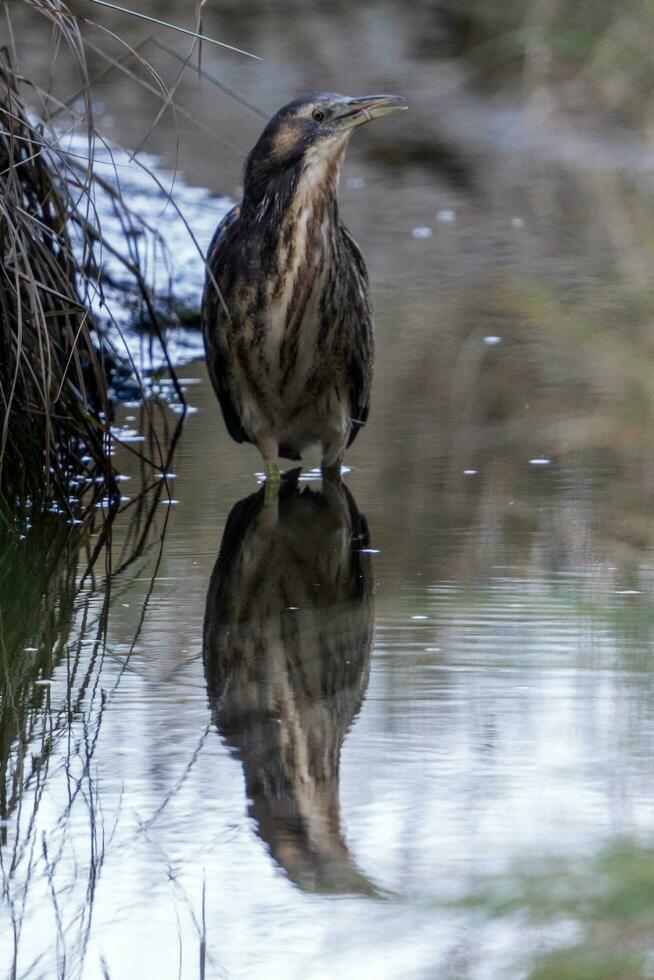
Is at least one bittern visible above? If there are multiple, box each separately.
[201,92,407,484]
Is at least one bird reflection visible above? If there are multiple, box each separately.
[203,473,375,894]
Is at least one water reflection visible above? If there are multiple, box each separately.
[203,474,376,894]
[0,515,79,844]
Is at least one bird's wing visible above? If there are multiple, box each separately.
[201,206,250,444]
[341,227,374,448]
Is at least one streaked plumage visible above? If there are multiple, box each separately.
[203,474,375,893]
[201,92,406,476]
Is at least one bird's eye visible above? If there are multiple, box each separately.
[312,109,325,122]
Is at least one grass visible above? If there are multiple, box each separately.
[0,0,198,522]
[0,46,107,511]
[0,463,181,977]
[455,843,654,979]
[0,8,245,967]
[0,512,80,833]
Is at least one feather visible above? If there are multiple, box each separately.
[201,94,381,469]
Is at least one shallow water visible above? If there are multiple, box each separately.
[5,358,654,978]
[6,3,654,978]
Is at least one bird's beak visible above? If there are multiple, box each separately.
[333,94,408,130]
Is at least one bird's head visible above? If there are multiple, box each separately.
[243,92,407,213]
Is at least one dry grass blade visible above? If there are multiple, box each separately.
[0,0,190,523]
[84,0,262,61]
[0,52,110,512]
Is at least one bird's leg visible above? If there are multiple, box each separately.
[321,460,343,483]
[263,462,280,505]
[263,459,280,483]
[257,435,280,503]
[254,492,279,532]
[321,436,346,482]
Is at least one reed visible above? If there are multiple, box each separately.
[0,0,186,521]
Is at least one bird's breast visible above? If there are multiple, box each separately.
[266,205,314,341]
[264,205,333,394]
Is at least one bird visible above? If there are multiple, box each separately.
[201,92,407,488]
[203,473,376,893]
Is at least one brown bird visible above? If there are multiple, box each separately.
[201,92,407,488]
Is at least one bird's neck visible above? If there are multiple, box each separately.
[242,143,347,259]
[285,157,342,254]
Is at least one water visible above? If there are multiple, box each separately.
[5,364,654,978]
[5,3,654,978]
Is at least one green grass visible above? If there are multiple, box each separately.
[453,844,654,978]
